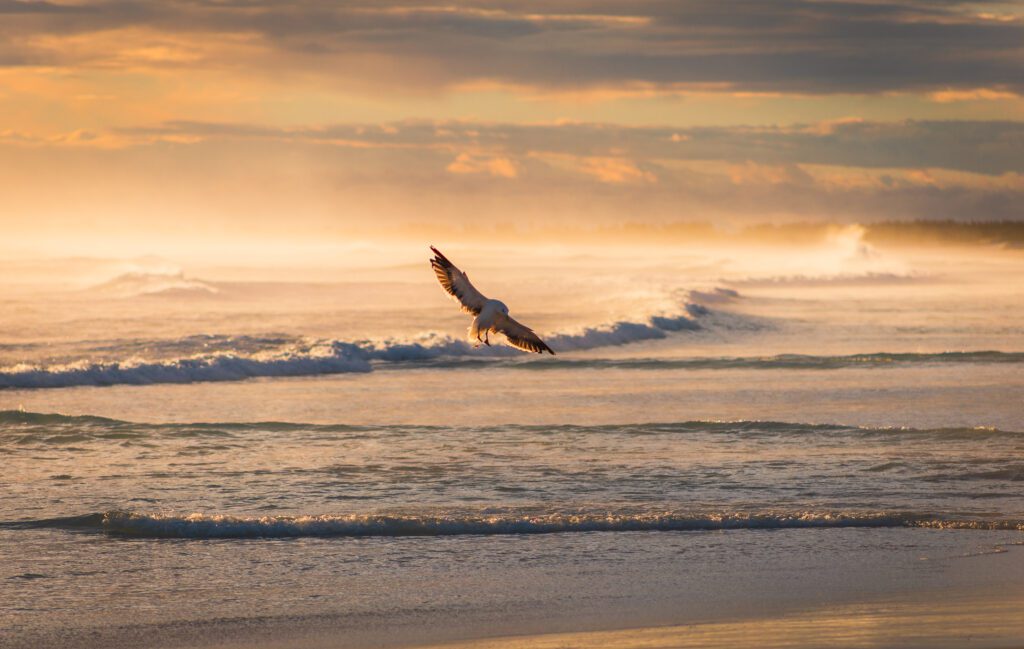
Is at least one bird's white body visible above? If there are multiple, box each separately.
[470,300,510,346]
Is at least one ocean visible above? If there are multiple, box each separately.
[3,233,1024,648]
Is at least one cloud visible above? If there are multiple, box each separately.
[516,149,659,184]
[0,126,128,147]
[117,118,1024,176]
[575,156,657,184]
[0,0,86,14]
[2,117,1022,240]
[1,1,1022,95]
[929,87,1020,102]
[726,161,813,186]
[446,152,518,178]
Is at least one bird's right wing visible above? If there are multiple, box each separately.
[430,246,488,315]
[493,312,555,355]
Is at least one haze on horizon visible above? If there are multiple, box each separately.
[2,0,1023,257]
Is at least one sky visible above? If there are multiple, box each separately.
[2,0,1023,253]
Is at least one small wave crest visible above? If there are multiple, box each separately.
[1,411,1020,443]
[8,509,1022,539]
[0,410,125,426]
[513,351,1024,371]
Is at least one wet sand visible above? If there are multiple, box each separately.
[413,594,1024,649]
[6,530,1024,649]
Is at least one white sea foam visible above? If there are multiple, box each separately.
[0,343,373,388]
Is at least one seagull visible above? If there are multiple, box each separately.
[429,246,555,354]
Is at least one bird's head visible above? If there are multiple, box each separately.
[494,300,509,315]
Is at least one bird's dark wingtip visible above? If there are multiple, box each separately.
[430,245,452,266]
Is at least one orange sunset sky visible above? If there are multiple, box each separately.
[2,0,1023,253]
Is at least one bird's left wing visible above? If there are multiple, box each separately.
[430,246,488,315]
[493,312,555,355]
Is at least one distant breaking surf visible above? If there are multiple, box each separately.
[3,282,1021,389]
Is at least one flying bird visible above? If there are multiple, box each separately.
[429,246,555,354]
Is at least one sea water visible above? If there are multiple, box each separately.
[2,236,1024,648]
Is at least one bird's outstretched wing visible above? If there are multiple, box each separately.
[430,246,488,315]
[494,312,555,355]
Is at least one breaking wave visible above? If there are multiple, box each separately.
[2,346,1021,389]
[2,276,1018,390]
[0,311,708,389]
[0,342,374,389]
[6,509,1022,539]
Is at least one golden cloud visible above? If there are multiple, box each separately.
[446,152,518,178]
[928,87,1020,103]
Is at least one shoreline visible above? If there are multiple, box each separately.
[10,571,1024,649]
[411,593,1024,649]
